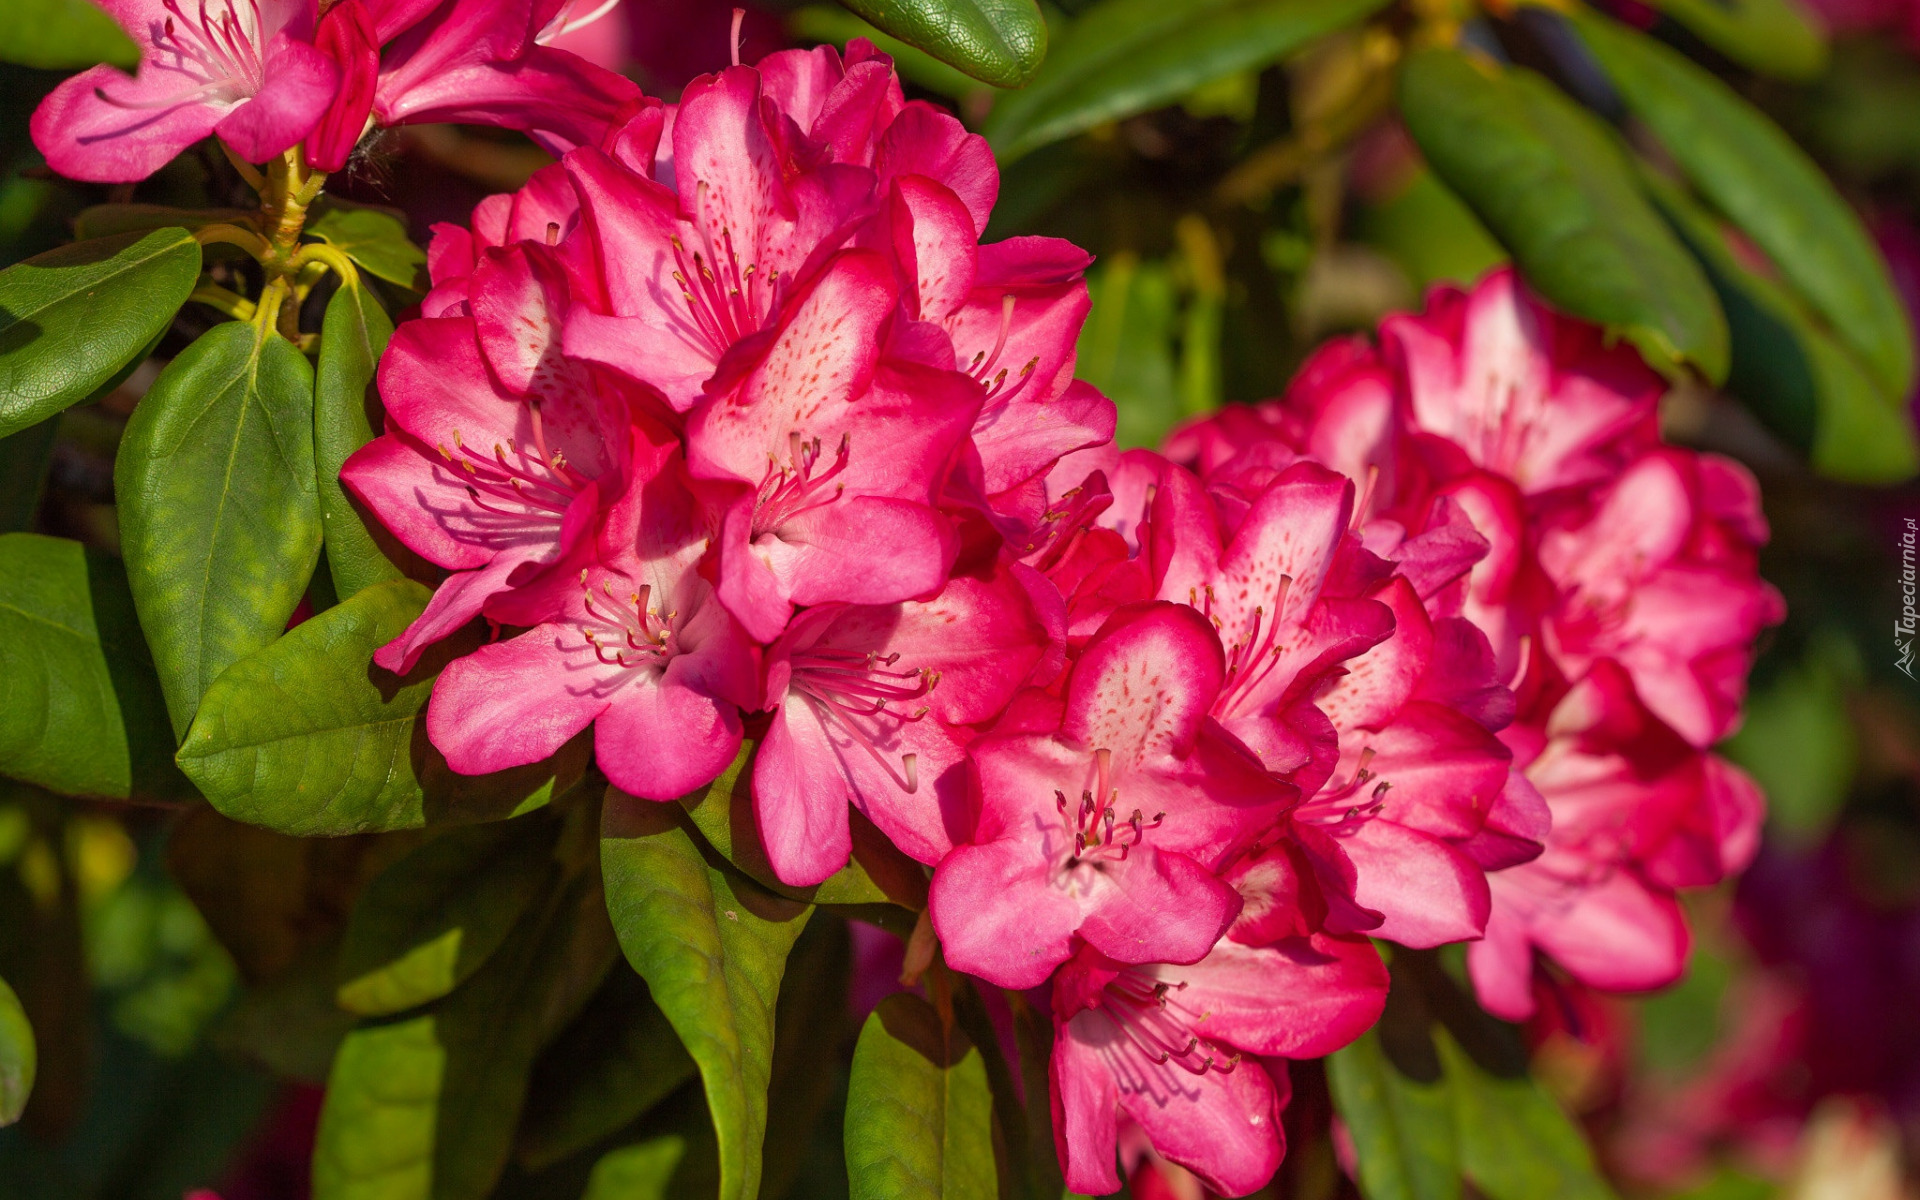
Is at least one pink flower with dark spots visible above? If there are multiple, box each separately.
[31,0,339,182]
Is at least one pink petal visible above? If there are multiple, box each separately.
[31,64,224,183]
[1052,1014,1124,1196]
[213,34,338,162]
[1338,818,1491,947]
[1064,603,1225,768]
[775,495,958,608]
[593,658,744,800]
[1117,1052,1284,1199]
[1161,934,1388,1060]
[1076,847,1241,968]
[426,623,611,775]
[929,837,1083,989]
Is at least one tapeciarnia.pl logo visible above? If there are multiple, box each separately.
[1901,518,1918,679]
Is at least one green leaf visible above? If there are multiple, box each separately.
[791,7,998,101]
[0,534,184,800]
[0,228,201,440]
[1078,254,1180,450]
[0,0,138,70]
[336,817,558,1016]
[674,742,928,909]
[316,283,409,599]
[984,0,1385,161]
[176,580,586,835]
[117,320,320,737]
[583,1137,690,1200]
[845,993,995,1200]
[1639,0,1827,82]
[309,207,428,292]
[0,974,33,1126]
[601,793,814,1200]
[1436,1029,1614,1200]
[1571,13,1912,399]
[72,205,258,241]
[0,417,59,533]
[1399,48,1728,382]
[837,0,1046,88]
[1326,1029,1460,1200]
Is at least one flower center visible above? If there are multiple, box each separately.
[753,431,849,537]
[1298,746,1391,832]
[1194,573,1293,716]
[578,572,677,669]
[789,647,938,793]
[1054,748,1164,874]
[1098,969,1239,1076]
[670,190,782,360]
[436,402,584,527]
[965,295,1040,412]
[96,0,267,112]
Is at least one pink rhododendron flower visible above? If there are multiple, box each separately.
[31,0,339,182]
[930,602,1295,989]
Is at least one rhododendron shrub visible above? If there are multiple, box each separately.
[9,0,1908,1196]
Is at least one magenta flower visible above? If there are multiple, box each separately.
[929,602,1295,989]
[424,429,757,800]
[1050,932,1387,1197]
[31,0,339,182]
[755,560,1051,885]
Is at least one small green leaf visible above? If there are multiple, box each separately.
[0,974,34,1126]
[0,228,201,439]
[601,793,814,1200]
[837,0,1046,88]
[0,533,184,800]
[316,283,410,599]
[583,1137,689,1200]
[336,817,558,1016]
[1399,48,1728,382]
[845,993,995,1200]
[1572,13,1913,400]
[118,320,321,737]
[1638,0,1827,82]
[1326,1029,1460,1200]
[309,207,428,292]
[985,0,1384,161]
[0,0,138,70]
[176,580,586,835]
[1436,1028,1614,1200]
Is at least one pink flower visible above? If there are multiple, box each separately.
[755,558,1051,885]
[929,603,1295,989]
[306,0,643,171]
[424,426,758,800]
[31,0,340,182]
[1050,932,1387,1197]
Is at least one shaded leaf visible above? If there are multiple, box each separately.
[1077,254,1179,450]
[0,534,184,800]
[837,0,1045,88]
[845,993,995,1200]
[0,228,200,439]
[0,974,33,1126]
[1641,0,1826,82]
[1399,48,1728,381]
[71,204,257,240]
[1437,1028,1614,1200]
[0,0,137,70]
[1572,12,1912,399]
[600,793,813,1200]
[0,417,58,533]
[985,0,1384,161]
[582,1136,689,1200]
[317,283,410,600]
[177,580,586,835]
[1326,1029,1460,1200]
[309,207,428,292]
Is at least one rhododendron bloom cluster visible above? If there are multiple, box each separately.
[335,35,1778,1189]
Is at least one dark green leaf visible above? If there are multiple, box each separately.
[1640,0,1826,82]
[1436,1029,1614,1200]
[316,283,411,599]
[845,993,995,1200]
[118,320,320,737]
[71,205,258,241]
[0,0,137,70]
[1325,1029,1460,1200]
[336,818,558,1016]
[176,580,587,835]
[984,0,1385,161]
[1399,48,1728,382]
[1079,255,1180,450]
[762,916,854,1200]
[582,1137,689,1200]
[837,0,1045,88]
[1572,13,1912,399]
[0,974,33,1126]
[0,534,184,800]
[600,793,814,1200]
[0,417,58,533]
[0,228,201,439]
[309,207,428,292]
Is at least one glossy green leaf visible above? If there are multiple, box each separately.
[0,228,201,439]
[845,993,995,1200]
[336,817,558,1016]
[791,7,996,100]
[309,207,428,292]
[0,974,33,1126]
[1436,1029,1614,1200]
[985,0,1383,161]
[675,743,928,910]
[1326,1029,1460,1200]
[0,0,138,70]
[1639,0,1827,82]
[118,319,320,737]
[837,0,1045,88]
[316,283,408,599]
[177,580,586,835]
[583,1137,689,1200]
[1399,48,1728,382]
[1572,13,1912,399]
[600,794,814,1200]
[0,534,184,800]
